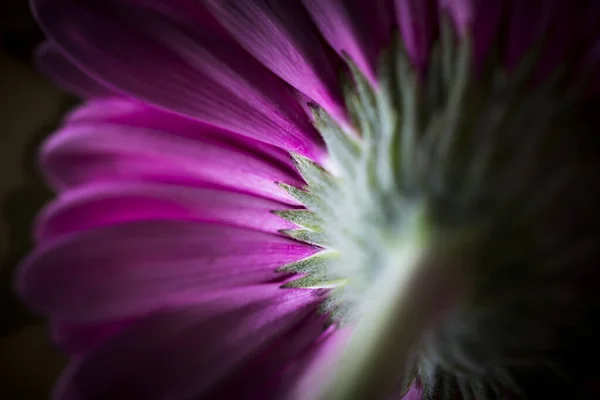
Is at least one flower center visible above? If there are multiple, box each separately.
[276,24,595,399]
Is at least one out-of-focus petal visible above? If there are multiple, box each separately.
[40,123,304,203]
[395,0,438,71]
[302,0,394,85]
[32,0,325,160]
[35,182,297,242]
[502,0,558,71]
[532,2,598,83]
[400,381,424,399]
[51,320,134,354]
[584,39,600,94]
[287,327,352,399]
[441,0,600,84]
[17,220,318,322]
[439,0,504,69]
[35,41,113,98]
[52,292,323,400]
[205,0,346,121]
[580,3,600,94]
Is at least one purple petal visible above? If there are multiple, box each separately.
[503,1,600,84]
[287,327,424,399]
[32,0,325,160]
[64,98,144,124]
[401,381,424,399]
[440,0,504,70]
[532,3,598,84]
[287,327,351,399]
[204,313,331,399]
[17,220,318,322]
[503,0,558,72]
[438,0,470,35]
[51,320,134,354]
[128,0,229,32]
[35,41,113,98]
[395,0,438,71]
[441,1,599,83]
[205,0,346,121]
[576,2,600,95]
[52,285,323,356]
[41,122,304,204]
[584,39,600,95]
[302,0,394,85]
[580,3,600,90]
[64,98,299,170]
[36,182,297,242]
[52,293,323,399]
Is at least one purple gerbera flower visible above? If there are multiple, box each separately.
[17,0,600,399]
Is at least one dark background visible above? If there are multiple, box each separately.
[1,1,75,398]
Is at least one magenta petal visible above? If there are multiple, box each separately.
[288,326,422,399]
[36,182,296,242]
[51,320,134,354]
[438,0,471,35]
[302,0,393,85]
[440,0,504,69]
[52,283,319,355]
[32,0,325,160]
[35,41,113,98]
[53,293,322,400]
[401,381,424,399]
[395,0,438,71]
[584,40,600,95]
[205,0,346,121]
[41,123,304,204]
[470,0,503,67]
[531,3,594,82]
[64,98,145,124]
[287,327,351,399]
[64,98,299,171]
[503,1,558,71]
[17,220,318,322]
[128,0,229,32]
[204,313,331,399]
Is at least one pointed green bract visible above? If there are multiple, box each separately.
[310,106,360,175]
[280,229,330,248]
[283,276,347,290]
[272,209,325,232]
[277,250,339,274]
[318,288,350,324]
[277,183,329,215]
[289,153,339,194]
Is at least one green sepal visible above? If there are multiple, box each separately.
[279,251,342,289]
[311,106,361,174]
[290,153,339,194]
[318,288,350,324]
[283,275,347,289]
[277,183,329,215]
[272,209,326,232]
[277,250,339,274]
[344,59,378,142]
[280,228,331,248]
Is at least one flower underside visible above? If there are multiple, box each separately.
[275,22,597,399]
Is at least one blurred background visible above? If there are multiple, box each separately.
[1,1,75,398]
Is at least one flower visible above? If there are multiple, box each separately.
[17,0,600,399]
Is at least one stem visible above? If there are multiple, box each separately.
[317,225,465,400]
